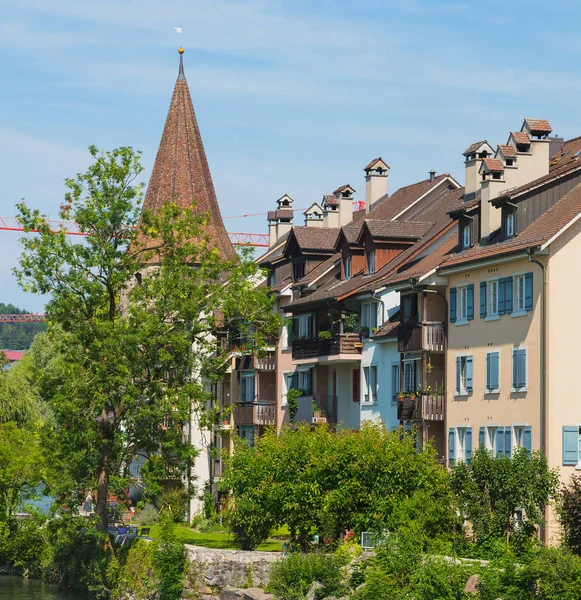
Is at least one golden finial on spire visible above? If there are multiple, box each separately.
[178,47,184,54]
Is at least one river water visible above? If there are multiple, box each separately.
[0,576,91,599]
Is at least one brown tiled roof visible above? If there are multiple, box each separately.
[372,320,400,339]
[267,210,277,220]
[363,157,389,171]
[481,158,504,172]
[296,253,340,287]
[511,131,530,146]
[447,197,480,215]
[333,184,354,194]
[340,221,365,246]
[256,233,289,266]
[361,220,433,241]
[497,144,516,158]
[290,226,341,252]
[463,141,489,156]
[323,195,340,207]
[442,182,581,268]
[276,209,294,220]
[524,118,552,133]
[269,276,292,292]
[140,52,236,261]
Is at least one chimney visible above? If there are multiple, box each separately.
[479,158,506,239]
[364,157,389,212]
[267,211,278,248]
[429,169,436,183]
[463,141,494,200]
[322,194,340,228]
[268,194,294,245]
[304,203,325,227]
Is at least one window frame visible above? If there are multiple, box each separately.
[367,249,375,274]
[487,426,498,454]
[513,274,527,316]
[462,223,471,249]
[506,211,515,238]
[455,354,473,396]
[459,286,468,322]
[240,371,256,404]
[456,427,467,463]
[488,279,499,317]
[511,346,528,392]
[344,255,352,280]
[361,302,378,332]
[363,365,378,404]
[403,357,419,393]
[281,371,292,406]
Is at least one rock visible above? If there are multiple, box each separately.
[306,581,324,600]
[198,585,213,594]
[220,586,273,600]
[464,574,480,595]
[200,596,219,600]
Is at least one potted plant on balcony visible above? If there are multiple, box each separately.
[342,313,358,333]
[360,326,370,338]
[426,360,434,374]
[397,392,405,402]
[318,329,333,340]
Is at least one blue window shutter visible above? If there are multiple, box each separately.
[456,357,461,393]
[467,284,474,320]
[305,370,312,395]
[486,353,490,389]
[241,377,247,402]
[448,428,455,466]
[249,376,255,401]
[512,349,517,388]
[480,282,487,318]
[563,426,578,465]
[498,278,506,315]
[466,356,474,391]
[505,428,512,459]
[497,426,505,457]
[518,349,527,389]
[524,426,532,454]
[479,427,485,448]
[525,272,533,311]
[490,352,499,390]
[450,288,457,323]
[505,276,513,314]
[465,428,473,463]
[291,372,299,390]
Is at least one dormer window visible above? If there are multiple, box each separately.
[492,173,501,180]
[367,250,375,274]
[506,212,515,238]
[293,261,305,281]
[344,256,352,279]
[506,158,514,166]
[462,224,471,249]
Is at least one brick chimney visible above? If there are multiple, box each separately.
[363,158,389,212]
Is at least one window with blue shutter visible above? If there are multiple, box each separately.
[450,288,457,323]
[467,284,474,320]
[525,272,533,311]
[498,278,506,315]
[455,357,461,394]
[480,282,487,318]
[563,426,579,465]
[497,426,505,457]
[523,426,532,454]
[465,356,474,391]
[479,427,486,448]
[512,348,527,390]
[505,276,513,314]
[448,428,455,466]
[486,351,500,392]
[505,428,512,459]
[465,428,473,463]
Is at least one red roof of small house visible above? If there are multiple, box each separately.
[3,350,24,361]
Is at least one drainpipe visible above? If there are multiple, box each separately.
[527,246,547,544]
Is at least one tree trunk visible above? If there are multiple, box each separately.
[96,440,111,534]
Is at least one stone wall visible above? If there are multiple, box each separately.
[184,545,281,590]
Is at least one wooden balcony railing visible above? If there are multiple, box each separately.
[234,402,276,426]
[311,395,338,424]
[398,322,445,353]
[397,394,445,421]
[256,352,275,370]
[292,333,362,360]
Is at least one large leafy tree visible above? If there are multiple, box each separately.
[15,145,279,532]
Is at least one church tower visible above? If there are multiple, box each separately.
[141,48,236,261]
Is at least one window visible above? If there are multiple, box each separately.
[512,348,527,391]
[486,351,500,392]
[294,314,313,339]
[485,426,498,454]
[450,285,474,323]
[287,369,312,397]
[367,250,375,274]
[449,427,472,465]
[402,294,417,323]
[282,373,293,405]
[506,212,515,237]
[513,426,525,450]
[480,425,531,457]
[240,372,255,403]
[489,280,499,316]
[344,256,352,279]
[282,312,292,349]
[293,261,305,281]
[455,355,473,394]
[363,365,378,403]
[391,364,400,403]
[462,224,471,249]
[361,302,378,332]
[459,287,468,320]
[403,358,419,392]
[506,158,514,166]
[514,274,526,313]
[492,172,501,180]
[239,426,254,446]
[563,426,581,466]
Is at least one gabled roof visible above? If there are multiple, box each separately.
[371,320,399,340]
[510,131,531,146]
[140,50,235,261]
[285,226,341,254]
[480,158,504,173]
[304,202,324,216]
[276,209,294,220]
[358,220,432,242]
[462,141,492,156]
[523,118,552,134]
[267,210,277,221]
[295,253,341,288]
[333,184,356,195]
[363,157,390,171]
[497,144,517,158]
[323,195,340,207]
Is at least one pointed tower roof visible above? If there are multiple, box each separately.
[142,48,236,260]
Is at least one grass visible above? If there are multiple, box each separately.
[147,523,284,552]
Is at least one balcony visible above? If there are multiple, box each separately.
[234,402,276,427]
[256,352,275,370]
[292,333,362,360]
[397,394,445,421]
[312,395,338,425]
[398,322,445,353]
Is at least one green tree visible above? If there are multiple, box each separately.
[557,474,581,555]
[15,145,279,533]
[0,303,47,351]
[451,447,559,553]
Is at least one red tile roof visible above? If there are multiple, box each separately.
[333,184,354,194]
[275,209,294,220]
[372,321,399,339]
[481,158,504,172]
[463,141,490,156]
[524,118,552,133]
[267,210,277,221]
[497,144,517,158]
[290,227,341,252]
[511,131,531,146]
[363,157,390,171]
[323,195,340,207]
[3,350,24,361]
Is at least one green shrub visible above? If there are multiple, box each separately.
[112,540,158,600]
[134,503,159,525]
[267,552,347,600]
[152,515,187,600]
[0,516,46,578]
[557,474,581,555]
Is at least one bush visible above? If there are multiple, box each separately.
[112,540,159,600]
[134,503,159,525]
[0,516,46,578]
[152,515,187,600]
[267,552,347,600]
[557,474,581,555]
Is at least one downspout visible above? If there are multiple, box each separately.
[527,246,547,544]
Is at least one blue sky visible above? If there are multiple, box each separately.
[1,0,581,310]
